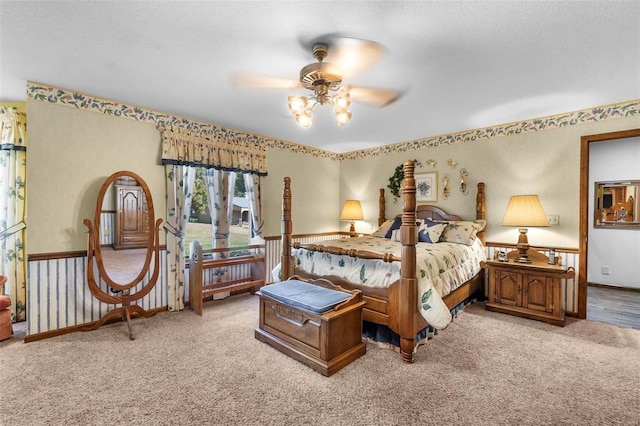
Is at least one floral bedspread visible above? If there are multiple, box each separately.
[288,236,486,329]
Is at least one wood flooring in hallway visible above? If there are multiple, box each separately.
[587,285,640,330]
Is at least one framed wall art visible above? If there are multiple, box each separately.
[415,172,438,202]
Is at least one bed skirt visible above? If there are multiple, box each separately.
[362,299,472,352]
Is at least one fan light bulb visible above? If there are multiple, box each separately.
[288,96,307,113]
[295,109,313,128]
[333,93,351,110]
[335,110,352,126]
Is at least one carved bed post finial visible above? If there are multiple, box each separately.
[281,177,293,280]
[399,160,418,363]
[476,182,486,245]
[379,188,386,227]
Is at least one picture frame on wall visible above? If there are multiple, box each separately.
[415,172,438,202]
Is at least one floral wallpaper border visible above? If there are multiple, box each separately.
[27,82,639,161]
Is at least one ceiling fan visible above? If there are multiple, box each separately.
[232,37,399,128]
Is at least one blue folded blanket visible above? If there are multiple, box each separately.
[260,280,351,314]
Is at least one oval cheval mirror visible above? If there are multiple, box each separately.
[83,171,163,339]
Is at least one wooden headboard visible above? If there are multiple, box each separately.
[378,182,486,244]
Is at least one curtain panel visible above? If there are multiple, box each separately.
[164,165,196,311]
[244,173,264,239]
[160,126,267,176]
[0,106,27,322]
[205,169,235,257]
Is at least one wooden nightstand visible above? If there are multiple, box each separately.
[481,249,575,326]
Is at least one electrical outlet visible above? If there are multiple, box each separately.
[601,265,610,275]
[547,215,559,225]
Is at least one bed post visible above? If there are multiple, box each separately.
[476,182,486,245]
[281,177,293,281]
[399,160,418,363]
[378,188,386,226]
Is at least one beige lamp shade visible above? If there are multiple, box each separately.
[502,195,548,263]
[502,195,549,227]
[340,200,363,237]
[340,200,364,221]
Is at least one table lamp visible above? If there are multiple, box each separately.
[340,200,364,237]
[501,195,549,263]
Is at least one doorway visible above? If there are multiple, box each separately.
[578,128,640,319]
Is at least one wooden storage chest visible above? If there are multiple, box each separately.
[255,277,366,376]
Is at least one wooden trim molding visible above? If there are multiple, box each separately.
[24,306,167,343]
[579,128,640,319]
[28,245,168,262]
[485,241,579,254]
[27,250,87,261]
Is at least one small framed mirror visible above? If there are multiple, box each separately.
[594,180,640,228]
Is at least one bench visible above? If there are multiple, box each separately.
[189,240,265,315]
[255,276,366,376]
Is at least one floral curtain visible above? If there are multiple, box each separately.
[164,165,195,311]
[244,173,264,242]
[0,106,27,322]
[160,125,266,308]
[204,169,236,257]
[160,125,267,176]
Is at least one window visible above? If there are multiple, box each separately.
[184,169,250,256]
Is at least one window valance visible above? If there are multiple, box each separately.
[160,126,267,176]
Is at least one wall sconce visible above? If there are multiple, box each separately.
[447,159,457,169]
[426,159,437,168]
[459,168,469,195]
[442,174,450,199]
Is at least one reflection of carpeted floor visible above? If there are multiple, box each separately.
[100,247,148,283]
[1,296,638,425]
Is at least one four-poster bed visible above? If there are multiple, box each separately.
[278,161,487,363]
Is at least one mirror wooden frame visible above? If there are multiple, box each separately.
[83,170,163,339]
[593,180,639,228]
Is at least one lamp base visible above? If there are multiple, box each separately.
[349,221,356,238]
[514,228,531,263]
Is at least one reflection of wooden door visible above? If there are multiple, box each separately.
[612,187,625,204]
[114,183,149,249]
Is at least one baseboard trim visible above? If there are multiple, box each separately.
[24,306,168,343]
[588,282,640,293]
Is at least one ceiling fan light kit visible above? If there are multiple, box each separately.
[236,37,398,129]
[286,43,356,128]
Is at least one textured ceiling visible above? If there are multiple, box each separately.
[1,1,639,153]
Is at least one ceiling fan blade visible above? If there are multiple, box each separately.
[329,38,384,78]
[348,86,398,107]
[231,73,300,89]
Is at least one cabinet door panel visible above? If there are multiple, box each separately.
[496,271,521,306]
[121,189,143,232]
[523,274,549,312]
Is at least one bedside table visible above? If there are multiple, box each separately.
[481,249,575,326]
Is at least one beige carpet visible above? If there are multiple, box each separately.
[1,294,638,425]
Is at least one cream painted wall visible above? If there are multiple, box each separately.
[25,97,640,257]
[27,101,166,253]
[339,116,640,249]
[262,148,340,236]
[26,99,340,252]
[588,136,640,289]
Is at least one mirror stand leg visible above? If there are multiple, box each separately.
[123,306,134,340]
[81,307,126,333]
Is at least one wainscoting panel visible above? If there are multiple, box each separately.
[100,212,115,246]
[263,235,580,315]
[264,233,346,284]
[26,249,169,336]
